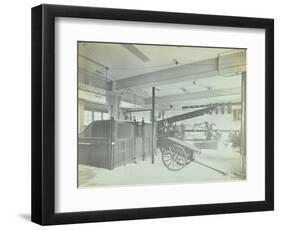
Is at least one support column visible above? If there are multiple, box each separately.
[161,111,165,120]
[240,71,246,177]
[78,101,84,133]
[141,119,145,161]
[107,93,121,120]
[151,87,155,164]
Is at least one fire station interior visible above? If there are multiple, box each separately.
[78,42,246,187]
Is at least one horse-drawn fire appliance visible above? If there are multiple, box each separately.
[156,106,227,175]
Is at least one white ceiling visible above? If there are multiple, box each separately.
[79,42,243,107]
[79,42,236,80]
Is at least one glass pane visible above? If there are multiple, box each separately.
[94,111,102,121]
[103,112,110,120]
[84,110,92,126]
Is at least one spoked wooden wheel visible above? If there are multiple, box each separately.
[160,144,188,171]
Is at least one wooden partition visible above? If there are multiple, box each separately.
[78,118,153,169]
[79,120,113,169]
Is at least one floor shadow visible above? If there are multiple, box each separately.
[18,213,31,222]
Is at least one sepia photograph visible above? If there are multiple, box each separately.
[77,42,246,188]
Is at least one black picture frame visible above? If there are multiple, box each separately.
[31,4,274,225]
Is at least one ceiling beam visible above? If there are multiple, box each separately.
[145,87,241,105]
[121,44,150,62]
[218,50,246,75]
[113,51,246,90]
[117,91,146,106]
